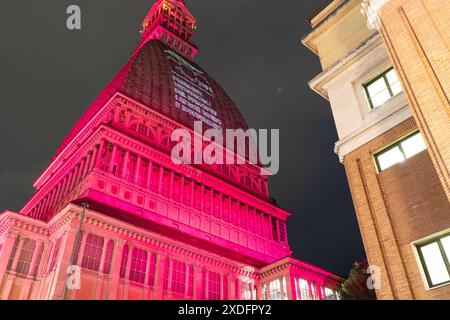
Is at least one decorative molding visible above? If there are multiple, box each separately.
[361,0,389,30]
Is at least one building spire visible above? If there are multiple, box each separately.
[139,0,199,60]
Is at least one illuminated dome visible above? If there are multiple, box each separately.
[54,40,249,160]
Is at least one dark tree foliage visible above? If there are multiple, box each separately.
[338,260,377,300]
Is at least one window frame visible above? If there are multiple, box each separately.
[415,232,450,289]
[363,67,401,110]
[374,130,426,173]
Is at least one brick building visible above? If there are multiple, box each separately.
[303,0,450,299]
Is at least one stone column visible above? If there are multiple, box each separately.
[122,151,130,180]
[0,232,19,300]
[107,239,125,300]
[135,157,142,184]
[50,227,77,300]
[108,145,118,174]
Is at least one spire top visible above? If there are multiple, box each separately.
[140,0,198,60]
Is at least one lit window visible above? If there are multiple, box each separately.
[269,279,282,300]
[324,287,337,300]
[299,278,311,300]
[364,67,403,109]
[281,277,288,300]
[16,239,36,276]
[208,271,221,300]
[416,233,450,288]
[240,281,252,300]
[81,233,104,272]
[171,260,186,294]
[375,131,427,172]
[130,248,148,284]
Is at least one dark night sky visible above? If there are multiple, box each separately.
[0,0,365,276]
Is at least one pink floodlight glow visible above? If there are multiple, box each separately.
[0,0,342,300]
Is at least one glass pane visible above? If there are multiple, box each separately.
[376,146,405,171]
[441,236,450,261]
[370,89,391,108]
[367,77,388,97]
[386,69,398,85]
[401,133,427,159]
[390,81,403,95]
[420,242,450,286]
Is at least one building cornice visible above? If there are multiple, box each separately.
[308,32,381,100]
[361,0,390,30]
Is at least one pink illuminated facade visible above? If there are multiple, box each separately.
[0,0,341,300]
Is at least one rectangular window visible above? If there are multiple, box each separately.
[364,67,403,109]
[416,233,450,288]
[16,239,36,276]
[269,279,281,300]
[324,287,336,300]
[375,131,427,172]
[129,248,148,284]
[208,271,221,300]
[171,260,187,295]
[299,279,311,300]
[81,233,104,272]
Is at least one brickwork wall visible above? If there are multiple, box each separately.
[344,116,450,299]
